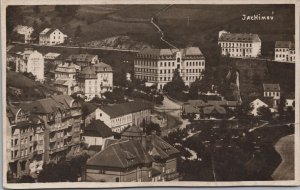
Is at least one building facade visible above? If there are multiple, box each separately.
[263,83,281,107]
[54,79,78,95]
[15,49,44,81]
[89,101,152,133]
[274,41,295,63]
[82,133,180,182]
[134,47,205,90]
[77,62,113,101]
[54,61,80,80]
[39,28,67,46]
[67,54,99,67]
[13,25,34,43]
[6,95,83,180]
[218,30,261,58]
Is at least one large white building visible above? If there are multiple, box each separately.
[134,47,205,90]
[15,49,44,81]
[54,61,80,80]
[87,101,152,133]
[39,28,67,46]
[274,41,295,63]
[77,62,113,101]
[218,30,261,58]
[13,25,34,43]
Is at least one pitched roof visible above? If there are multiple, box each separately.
[68,54,97,63]
[263,83,280,92]
[94,62,113,72]
[21,95,74,114]
[78,67,97,79]
[82,102,98,116]
[101,101,152,119]
[203,105,226,115]
[40,28,56,36]
[219,33,261,42]
[121,125,143,138]
[83,119,113,138]
[87,140,154,168]
[275,41,293,48]
[138,47,203,57]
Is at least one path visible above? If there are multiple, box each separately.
[150,5,177,49]
[271,134,295,180]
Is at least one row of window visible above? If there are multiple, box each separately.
[136,75,201,82]
[223,48,252,53]
[220,42,253,48]
[11,146,34,159]
[135,60,204,67]
[135,68,204,74]
[275,48,290,52]
[264,91,280,97]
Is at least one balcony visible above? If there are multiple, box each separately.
[165,172,180,181]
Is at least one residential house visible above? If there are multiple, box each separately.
[44,52,61,62]
[274,41,295,63]
[134,47,205,90]
[87,101,152,133]
[15,49,44,81]
[67,54,99,67]
[54,79,78,95]
[77,62,113,101]
[120,125,143,141]
[82,119,114,148]
[218,30,261,58]
[54,61,80,80]
[250,98,269,116]
[39,28,67,46]
[263,83,281,106]
[13,25,34,43]
[6,95,83,179]
[82,133,180,182]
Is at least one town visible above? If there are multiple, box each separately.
[5,5,295,183]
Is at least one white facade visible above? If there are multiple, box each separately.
[55,62,80,80]
[77,63,113,101]
[274,41,295,63]
[134,47,205,90]
[94,108,132,133]
[15,50,44,81]
[82,135,113,148]
[39,28,67,46]
[13,25,34,43]
[250,99,269,116]
[218,31,261,58]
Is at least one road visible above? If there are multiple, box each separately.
[154,95,190,136]
[271,134,295,180]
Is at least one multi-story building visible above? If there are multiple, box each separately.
[44,52,61,62]
[67,54,99,67]
[6,95,83,179]
[54,61,80,80]
[77,62,113,101]
[274,41,295,63]
[87,101,152,133]
[54,79,78,95]
[13,25,34,43]
[218,30,261,58]
[15,49,44,81]
[82,133,180,182]
[134,47,205,90]
[39,28,67,46]
[263,83,281,107]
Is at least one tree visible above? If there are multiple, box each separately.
[6,6,24,42]
[33,5,40,15]
[74,25,82,38]
[278,96,286,118]
[257,106,272,121]
[163,69,186,100]
[145,122,161,136]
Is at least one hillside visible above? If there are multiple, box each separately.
[7,71,60,102]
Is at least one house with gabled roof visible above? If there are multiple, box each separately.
[263,83,281,107]
[274,40,295,63]
[39,28,67,46]
[218,30,261,58]
[83,133,180,182]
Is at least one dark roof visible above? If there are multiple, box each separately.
[263,83,280,92]
[83,119,113,138]
[94,62,113,72]
[121,125,143,138]
[78,67,97,79]
[82,103,98,116]
[138,47,203,58]
[40,28,56,36]
[152,168,161,177]
[148,135,180,160]
[21,95,74,114]
[275,41,293,48]
[87,139,154,169]
[101,101,152,119]
[68,54,97,63]
[203,105,226,115]
[219,33,261,42]
[88,145,102,152]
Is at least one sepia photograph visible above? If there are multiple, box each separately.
[2,0,299,188]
